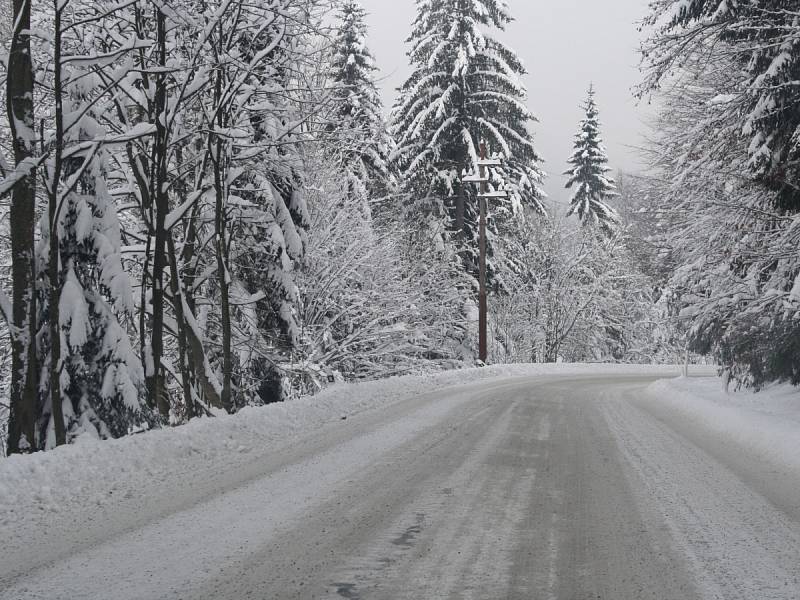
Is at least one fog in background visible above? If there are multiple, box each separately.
[358,0,652,207]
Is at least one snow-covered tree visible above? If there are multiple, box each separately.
[390,0,545,272]
[97,0,320,411]
[328,0,392,203]
[292,147,434,390]
[44,105,147,444]
[224,3,316,406]
[643,0,800,189]
[564,85,619,235]
[0,0,158,451]
[639,3,800,387]
[492,215,657,364]
[0,0,338,452]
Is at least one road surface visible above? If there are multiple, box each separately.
[2,373,799,599]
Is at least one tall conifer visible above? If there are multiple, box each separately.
[390,0,545,278]
[329,0,392,201]
[564,85,619,235]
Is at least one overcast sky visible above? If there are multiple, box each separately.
[358,0,652,206]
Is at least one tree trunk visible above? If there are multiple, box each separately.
[6,0,39,454]
[178,205,223,411]
[212,30,233,414]
[148,7,170,419]
[167,143,195,420]
[47,0,66,446]
[166,234,195,419]
[213,140,233,413]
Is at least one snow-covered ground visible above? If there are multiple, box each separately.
[645,375,800,474]
[3,363,800,600]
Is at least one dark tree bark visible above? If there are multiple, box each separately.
[148,7,170,418]
[166,233,195,419]
[46,0,67,446]
[212,22,233,414]
[178,205,224,411]
[212,137,233,414]
[6,0,39,454]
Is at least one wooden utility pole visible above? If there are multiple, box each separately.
[478,143,488,363]
[464,141,506,364]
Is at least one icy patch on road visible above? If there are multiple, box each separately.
[646,377,800,474]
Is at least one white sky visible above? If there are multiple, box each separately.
[358,0,652,206]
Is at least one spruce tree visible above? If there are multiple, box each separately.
[228,7,311,405]
[39,67,148,445]
[643,0,800,191]
[564,85,619,235]
[328,0,392,202]
[390,0,545,276]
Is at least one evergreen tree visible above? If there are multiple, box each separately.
[564,85,619,235]
[390,0,545,276]
[328,0,392,202]
[227,4,312,405]
[643,0,800,196]
[642,2,800,387]
[39,65,148,446]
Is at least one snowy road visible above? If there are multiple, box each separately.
[2,372,800,599]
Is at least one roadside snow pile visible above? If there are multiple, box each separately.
[646,377,800,473]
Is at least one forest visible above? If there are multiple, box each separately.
[1,0,799,456]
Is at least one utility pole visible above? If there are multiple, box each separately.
[478,143,489,363]
[463,140,506,364]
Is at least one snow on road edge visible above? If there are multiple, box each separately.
[645,376,800,474]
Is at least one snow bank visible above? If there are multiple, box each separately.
[645,376,800,473]
[0,363,679,524]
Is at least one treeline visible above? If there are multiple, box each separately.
[638,1,800,389]
[0,0,679,455]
